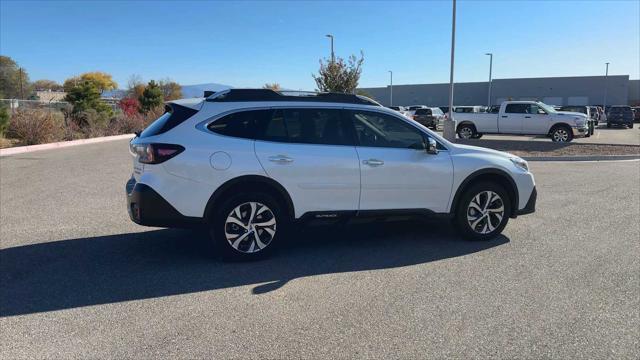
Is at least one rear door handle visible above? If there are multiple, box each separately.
[524,116,531,118]
[268,155,294,163]
[363,159,384,166]
[501,115,508,118]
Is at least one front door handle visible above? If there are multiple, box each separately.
[268,155,294,163]
[363,159,384,166]
[501,115,508,118]
[524,116,531,118]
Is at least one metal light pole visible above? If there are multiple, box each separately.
[19,67,24,99]
[388,70,393,106]
[325,34,335,63]
[443,0,457,140]
[603,62,609,111]
[485,53,493,107]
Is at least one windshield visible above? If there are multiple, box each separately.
[609,107,632,114]
[537,102,557,114]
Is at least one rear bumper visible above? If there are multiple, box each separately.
[608,119,633,125]
[515,186,537,216]
[415,117,437,127]
[126,176,202,228]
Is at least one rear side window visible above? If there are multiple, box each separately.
[415,109,432,115]
[257,108,353,146]
[140,104,198,138]
[505,104,529,114]
[609,107,632,114]
[208,109,271,139]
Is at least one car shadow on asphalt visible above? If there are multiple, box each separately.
[0,220,509,317]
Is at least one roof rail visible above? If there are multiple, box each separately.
[205,88,380,106]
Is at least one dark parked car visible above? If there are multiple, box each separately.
[412,107,444,129]
[632,107,640,123]
[559,106,595,136]
[606,106,634,128]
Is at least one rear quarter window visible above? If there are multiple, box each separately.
[140,104,198,138]
[207,109,271,139]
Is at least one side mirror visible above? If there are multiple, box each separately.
[426,137,438,155]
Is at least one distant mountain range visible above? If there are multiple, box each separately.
[181,83,233,98]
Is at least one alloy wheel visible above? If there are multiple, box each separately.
[224,202,276,253]
[459,127,474,139]
[466,191,505,234]
[553,128,569,142]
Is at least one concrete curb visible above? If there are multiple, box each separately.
[0,134,135,157]
[523,154,640,162]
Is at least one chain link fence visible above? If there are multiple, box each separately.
[0,99,71,114]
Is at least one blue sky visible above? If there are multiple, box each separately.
[1,0,638,90]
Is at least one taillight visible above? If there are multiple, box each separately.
[413,115,418,120]
[132,143,185,164]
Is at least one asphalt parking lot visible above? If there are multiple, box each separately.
[1,139,639,358]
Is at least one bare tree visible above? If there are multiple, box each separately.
[313,51,364,93]
[263,83,281,91]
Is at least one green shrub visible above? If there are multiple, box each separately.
[65,81,112,116]
[0,105,9,137]
[139,80,163,114]
[74,109,111,137]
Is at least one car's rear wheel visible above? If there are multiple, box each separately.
[211,192,285,261]
[550,126,573,142]
[606,123,612,128]
[455,182,511,240]
[457,124,476,139]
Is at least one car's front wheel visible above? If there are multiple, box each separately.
[455,182,511,240]
[550,126,573,142]
[211,193,285,261]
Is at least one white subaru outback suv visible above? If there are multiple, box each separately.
[127,89,536,260]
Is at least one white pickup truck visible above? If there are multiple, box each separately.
[454,101,590,142]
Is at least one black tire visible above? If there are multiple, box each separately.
[472,133,483,139]
[606,123,611,128]
[210,192,287,261]
[550,125,573,142]
[455,182,511,241]
[457,124,477,139]
[628,123,634,129]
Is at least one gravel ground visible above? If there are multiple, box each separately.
[1,139,639,359]
[455,139,640,157]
